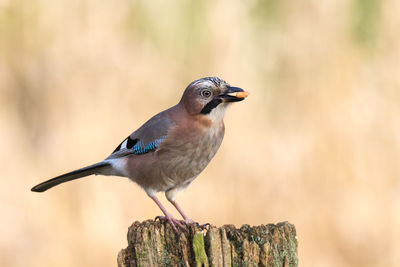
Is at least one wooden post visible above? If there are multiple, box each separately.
[117,220,298,267]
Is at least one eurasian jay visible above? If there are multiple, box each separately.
[31,77,249,231]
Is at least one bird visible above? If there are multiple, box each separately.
[31,77,249,231]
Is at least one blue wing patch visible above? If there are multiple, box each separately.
[133,136,166,155]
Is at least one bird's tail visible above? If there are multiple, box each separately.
[31,162,112,192]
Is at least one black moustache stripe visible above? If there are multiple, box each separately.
[200,98,222,114]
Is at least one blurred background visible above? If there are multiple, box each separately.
[1,0,399,266]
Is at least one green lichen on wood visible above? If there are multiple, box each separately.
[118,220,298,267]
[192,232,209,267]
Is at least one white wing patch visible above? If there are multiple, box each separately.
[120,139,128,150]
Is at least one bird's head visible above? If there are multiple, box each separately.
[180,77,249,121]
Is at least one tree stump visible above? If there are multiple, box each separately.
[117,220,298,267]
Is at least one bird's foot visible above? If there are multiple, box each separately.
[154,216,211,232]
[154,215,186,233]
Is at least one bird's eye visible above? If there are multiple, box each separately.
[201,89,212,98]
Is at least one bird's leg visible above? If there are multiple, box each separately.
[169,200,211,229]
[165,188,208,227]
[165,187,195,225]
[168,199,194,225]
[165,188,209,228]
[150,195,185,232]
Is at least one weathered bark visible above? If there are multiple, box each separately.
[118,220,297,267]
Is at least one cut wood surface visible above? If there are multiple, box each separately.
[118,220,298,267]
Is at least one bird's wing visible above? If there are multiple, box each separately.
[106,110,176,160]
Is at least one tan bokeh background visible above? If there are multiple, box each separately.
[1,0,400,266]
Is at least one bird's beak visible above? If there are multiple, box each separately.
[219,87,250,102]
